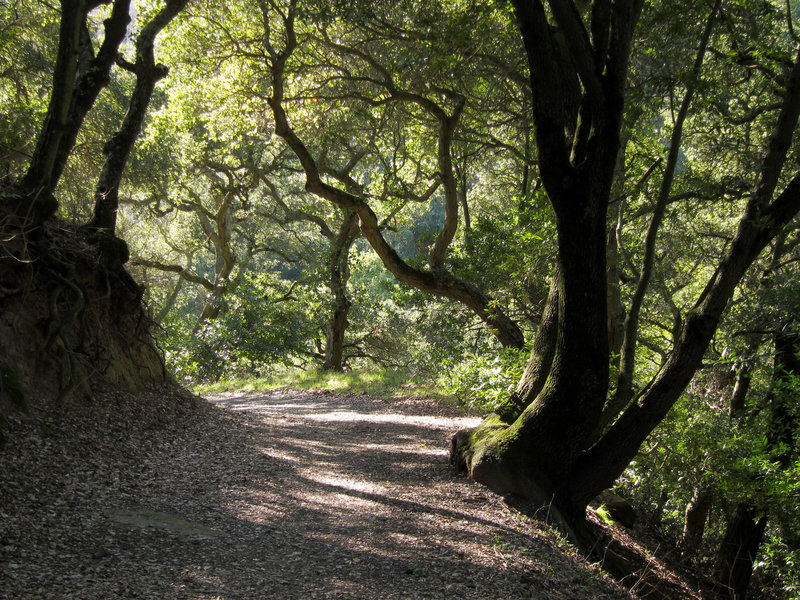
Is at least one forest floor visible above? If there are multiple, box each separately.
[1,386,700,599]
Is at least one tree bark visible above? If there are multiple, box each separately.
[713,504,768,600]
[9,0,132,226]
[452,0,639,523]
[729,362,753,421]
[495,264,559,422]
[323,211,359,371]
[12,0,85,223]
[194,190,237,331]
[88,0,188,235]
[50,0,132,192]
[683,486,713,559]
[463,176,614,519]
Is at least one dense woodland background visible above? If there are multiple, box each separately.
[2,1,800,598]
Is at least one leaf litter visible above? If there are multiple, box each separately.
[1,385,636,599]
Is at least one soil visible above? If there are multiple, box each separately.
[1,386,694,599]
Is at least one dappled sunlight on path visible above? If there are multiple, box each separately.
[189,390,628,599]
[1,388,632,600]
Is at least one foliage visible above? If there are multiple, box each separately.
[438,346,528,413]
[5,1,800,597]
[0,2,58,177]
[619,333,800,595]
[595,505,616,528]
[191,367,447,402]
[157,270,319,383]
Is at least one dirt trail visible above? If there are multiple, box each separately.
[1,389,631,599]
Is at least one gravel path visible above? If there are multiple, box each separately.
[1,387,632,599]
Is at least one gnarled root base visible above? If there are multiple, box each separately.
[0,217,165,419]
[451,421,692,600]
[450,418,580,541]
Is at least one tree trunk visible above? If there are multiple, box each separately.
[453,2,800,543]
[8,1,133,227]
[451,0,637,525]
[713,504,768,600]
[193,188,237,331]
[569,47,800,512]
[20,0,84,196]
[729,362,753,421]
[49,0,132,194]
[709,323,799,598]
[323,211,358,371]
[88,0,187,235]
[683,486,713,559]
[12,0,84,224]
[455,177,613,521]
[607,0,719,432]
[493,264,559,422]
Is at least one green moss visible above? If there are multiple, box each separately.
[595,505,616,527]
[450,413,510,470]
[494,391,529,423]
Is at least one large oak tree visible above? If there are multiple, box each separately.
[257,0,800,541]
[452,0,800,535]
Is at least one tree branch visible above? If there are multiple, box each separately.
[265,8,523,348]
[133,258,215,291]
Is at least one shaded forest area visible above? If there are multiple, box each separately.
[1,1,800,598]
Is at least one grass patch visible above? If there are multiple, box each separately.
[191,367,448,401]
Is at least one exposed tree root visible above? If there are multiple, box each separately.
[0,214,166,426]
[451,421,701,599]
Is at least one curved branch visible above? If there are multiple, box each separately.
[607,0,720,429]
[573,46,800,506]
[265,14,523,348]
[87,0,189,234]
[133,258,215,291]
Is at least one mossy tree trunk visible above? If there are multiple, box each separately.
[452,0,800,541]
[452,0,638,523]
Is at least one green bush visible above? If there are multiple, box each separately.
[438,346,527,412]
[160,272,318,383]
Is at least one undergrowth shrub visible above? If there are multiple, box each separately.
[438,346,527,412]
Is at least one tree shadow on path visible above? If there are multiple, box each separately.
[1,388,632,600]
